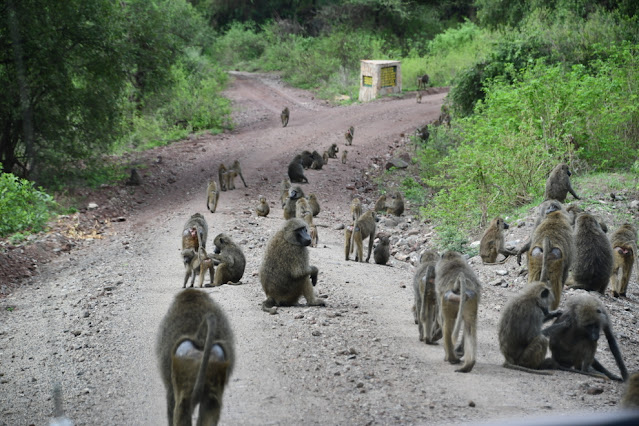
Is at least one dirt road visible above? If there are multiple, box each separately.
[0,73,634,425]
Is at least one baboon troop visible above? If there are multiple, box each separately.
[281,107,289,127]
[328,143,339,159]
[567,212,613,293]
[125,168,142,186]
[206,179,220,213]
[480,217,514,264]
[259,218,324,314]
[351,210,378,263]
[341,150,348,164]
[417,73,429,90]
[288,155,309,183]
[610,223,637,298]
[231,160,248,188]
[413,250,441,344]
[308,193,320,217]
[156,289,234,426]
[344,126,354,145]
[386,192,404,216]
[544,163,580,202]
[373,234,390,265]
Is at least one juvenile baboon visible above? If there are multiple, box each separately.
[218,163,227,192]
[309,151,324,170]
[344,126,354,145]
[280,178,291,208]
[344,226,353,261]
[255,195,270,217]
[621,372,639,408]
[480,217,515,264]
[568,213,613,294]
[417,73,429,90]
[328,143,339,159]
[374,194,387,213]
[206,180,220,213]
[288,155,309,184]
[413,250,442,344]
[610,223,637,298]
[210,233,246,286]
[322,151,329,164]
[308,193,320,217]
[435,251,481,373]
[373,234,390,265]
[156,289,234,426]
[125,168,142,186]
[182,213,208,253]
[309,224,318,248]
[351,210,378,263]
[341,150,348,164]
[544,163,580,202]
[231,160,247,187]
[259,218,324,314]
[386,192,405,216]
[281,107,289,127]
[300,150,314,169]
[498,282,560,374]
[182,246,215,288]
[416,91,423,104]
[350,198,362,222]
[295,197,312,221]
[542,293,628,381]
[225,170,237,191]
[283,186,305,220]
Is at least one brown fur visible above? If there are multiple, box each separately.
[568,213,613,294]
[288,155,308,184]
[210,233,245,286]
[610,223,637,297]
[308,193,320,217]
[344,126,354,145]
[255,195,270,217]
[218,163,227,192]
[351,211,378,263]
[621,372,639,408]
[417,73,429,90]
[327,143,339,159]
[280,179,291,208]
[413,250,441,343]
[373,234,390,265]
[283,186,305,220]
[341,150,348,164]
[344,226,353,261]
[230,160,247,188]
[374,194,387,213]
[386,192,404,216]
[206,180,220,213]
[544,163,580,202]
[281,107,289,127]
[350,198,362,222]
[480,217,514,264]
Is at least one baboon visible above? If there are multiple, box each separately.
[328,143,339,159]
[373,234,390,265]
[341,150,348,164]
[542,293,628,381]
[416,91,422,104]
[259,218,324,314]
[295,197,312,221]
[281,107,289,127]
[280,179,291,208]
[322,151,329,164]
[309,224,318,248]
[309,151,324,170]
[288,155,309,184]
[255,195,270,217]
[621,372,639,408]
[156,289,234,426]
[610,223,637,297]
[413,250,442,344]
[210,233,246,286]
[374,194,387,213]
[568,213,613,294]
[386,192,404,216]
[525,207,574,310]
[350,198,362,222]
[480,217,515,264]
[218,163,227,192]
[417,73,429,90]
[183,246,215,288]
[517,199,569,262]
[308,193,320,217]
[230,160,247,187]
[435,251,481,373]
[182,213,208,252]
[125,168,142,186]
[565,204,583,226]
[416,124,429,142]
[225,170,237,191]
[344,226,353,261]
[544,163,580,202]
[283,186,305,220]
[300,150,314,169]
[206,180,220,213]
[498,282,560,375]
[344,126,354,145]
[436,105,451,127]
[351,210,378,263]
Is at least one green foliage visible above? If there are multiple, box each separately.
[400,177,423,204]
[433,225,477,257]
[212,21,266,69]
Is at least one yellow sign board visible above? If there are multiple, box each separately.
[380,66,396,88]
[362,75,373,87]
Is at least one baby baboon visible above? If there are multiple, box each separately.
[544,163,580,202]
[206,180,220,213]
[322,151,329,164]
[480,217,515,264]
[225,169,237,190]
[259,218,324,314]
[542,293,628,381]
[183,246,215,288]
[309,151,324,170]
[288,155,309,184]
[344,226,353,261]
[230,160,247,187]
[498,282,560,374]
[373,234,390,265]
[309,224,318,248]
[295,197,312,221]
[308,193,320,217]
[328,143,339,159]
[255,195,270,217]
[568,213,613,294]
[283,186,305,220]
[210,233,246,286]
[374,194,387,213]
[417,73,429,90]
[416,91,422,104]
[386,192,404,216]
[125,168,142,186]
[344,126,354,145]
[350,198,362,222]
[621,372,639,408]
[300,150,314,169]
[280,178,291,208]
[218,163,227,192]
[156,289,234,426]
[351,210,379,263]
[435,251,481,373]
[341,150,348,164]
[610,223,637,297]
[281,107,289,127]
[413,250,442,344]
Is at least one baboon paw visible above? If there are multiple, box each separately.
[455,367,472,373]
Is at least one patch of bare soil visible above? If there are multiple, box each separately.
[1,72,638,426]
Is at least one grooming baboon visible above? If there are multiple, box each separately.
[210,233,245,286]
[386,192,404,216]
[610,223,637,297]
[182,246,215,288]
[309,151,324,170]
[350,198,362,222]
[255,195,270,217]
[373,234,390,265]
[300,150,314,169]
[621,372,639,408]
[125,168,142,186]
[280,178,291,208]
[351,210,378,263]
[230,160,247,187]
[344,126,354,145]
[413,250,442,344]
[542,293,628,381]
[259,218,324,314]
[416,91,422,104]
[322,151,329,164]
[374,194,387,213]
[435,251,481,373]
[568,213,613,294]
[498,282,560,375]
[328,143,339,159]
[225,170,237,191]
[544,163,580,202]
[295,197,312,221]
[341,150,348,164]
[344,226,353,261]
[218,163,227,192]
[288,155,309,184]
[308,193,320,217]
[417,73,429,90]
[480,217,515,264]
[309,224,318,248]
[156,289,234,426]
[206,180,220,213]
[283,186,305,220]
[281,107,289,127]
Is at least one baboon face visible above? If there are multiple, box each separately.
[535,285,553,316]
[574,303,604,342]
[562,164,571,177]
[285,221,312,247]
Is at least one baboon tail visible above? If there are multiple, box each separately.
[539,237,551,283]
[191,314,216,414]
[452,274,466,344]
